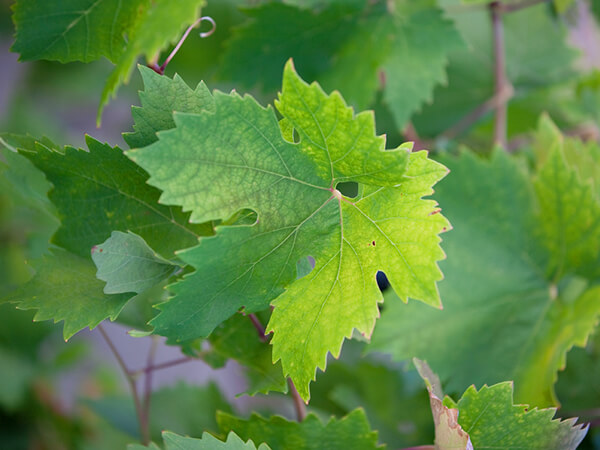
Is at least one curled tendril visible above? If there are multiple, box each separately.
[149,16,216,75]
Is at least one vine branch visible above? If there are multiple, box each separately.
[490,1,509,148]
[98,324,149,444]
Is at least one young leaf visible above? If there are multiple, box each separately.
[1,249,130,340]
[129,431,271,450]
[414,359,472,450]
[128,61,448,400]
[217,409,380,450]
[370,149,600,408]
[15,135,210,259]
[124,65,216,149]
[451,382,588,449]
[91,231,179,295]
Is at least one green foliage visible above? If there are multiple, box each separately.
[416,360,588,449]
[370,129,600,408]
[11,0,146,64]
[2,249,131,340]
[449,383,587,449]
[1,0,598,448]
[129,61,448,400]
[130,431,271,450]
[217,409,380,450]
[221,0,463,129]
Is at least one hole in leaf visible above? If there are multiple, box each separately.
[335,181,359,199]
[222,208,258,226]
[376,271,390,292]
[296,255,315,279]
[292,128,300,143]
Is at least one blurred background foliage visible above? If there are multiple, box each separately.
[0,0,600,448]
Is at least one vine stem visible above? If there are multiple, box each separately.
[130,356,194,377]
[490,1,509,148]
[140,336,159,443]
[244,312,307,421]
[97,324,149,444]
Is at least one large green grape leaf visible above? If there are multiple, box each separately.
[1,249,130,340]
[14,135,209,259]
[129,61,448,400]
[91,231,179,294]
[217,409,380,449]
[11,0,146,63]
[370,148,600,408]
[124,65,216,149]
[130,431,271,450]
[446,382,588,449]
[98,0,205,123]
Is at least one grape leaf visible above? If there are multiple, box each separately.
[219,2,363,93]
[206,314,287,396]
[447,382,588,449]
[220,0,463,128]
[381,0,464,128]
[414,359,473,450]
[0,137,60,293]
[533,116,600,279]
[130,431,271,450]
[217,409,380,450]
[15,135,209,259]
[124,65,216,149]
[98,0,205,123]
[11,0,146,63]
[91,231,178,295]
[1,249,131,340]
[128,61,448,400]
[370,148,600,408]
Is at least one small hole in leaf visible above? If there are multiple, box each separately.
[335,181,359,199]
[296,255,315,279]
[292,128,300,143]
[377,271,389,292]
